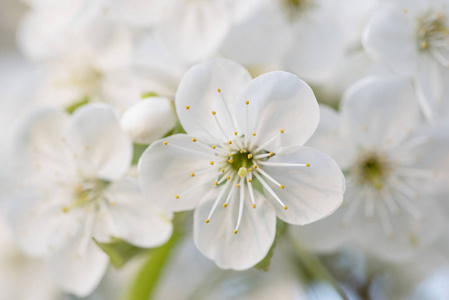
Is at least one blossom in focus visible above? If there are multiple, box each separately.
[291,76,448,261]
[7,103,173,296]
[138,58,345,269]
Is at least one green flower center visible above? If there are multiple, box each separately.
[355,153,390,190]
[229,151,254,171]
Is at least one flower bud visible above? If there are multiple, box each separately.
[120,97,177,144]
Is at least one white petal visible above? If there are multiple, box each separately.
[305,105,357,170]
[138,134,216,212]
[67,103,132,181]
[259,146,344,225]
[120,97,177,145]
[7,189,87,257]
[94,179,173,248]
[340,75,421,149]
[48,232,109,297]
[236,71,319,152]
[175,58,252,144]
[154,1,230,63]
[362,4,418,76]
[193,189,276,270]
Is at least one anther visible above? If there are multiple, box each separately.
[234,131,238,136]
[240,149,244,154]
[252,132,256,136]
[228,141,232,144]
[223,203,228,207]
[175,195,180,199]
[236,184,240,188]
[248,178,253,182]
[233,230,238,234]
[214,181,218,186]
[247,154,253,159]
[283,206,288,210]
[229,153,233,156]
[163,141,168,145]
[186,106,190,110]
[220,168,225,173]
[217,89,221,93]
[210,161,214,165]
[190,173,195,177]
[269,152,273,157]
[205,219,210,224]
[228,159,234,163]
[421,41,428,49]
[245,100,249,105]
[280,129,284,134]
[280,185,285,189]
[212,111,216,115]
[61,206,69,213]
[226,176,231,180]
[211,145,216,149]
[247,168,252,172]
[253,165,257,169]
[306,163,310,167]
[192,138,197,142]
[252,204,256,208]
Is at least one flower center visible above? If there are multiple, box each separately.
[354,152,390,190]
[229,151,253,172]
[417,12,449,67]
[281,0,314,20]
[62,179,109,213]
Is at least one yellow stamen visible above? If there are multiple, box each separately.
[280,185,285,189]
[192,138,197,142]
[280,129,284,134]
[283,206,288,210]
[175,195,180,199]
[217,89,221,93]
[269,152,273,157]
[252,204,256,208]
[163,141,168,145]
[236,184,240,188]
[190,173,195,177]
[248,178,253,182]
[252,132,256,136]
[306,163,310,167]
[247,154,253,159]
[185,105,190,110]
[223,203,228,208]
[234,131,238,136]
[214,181,218,186]
[212,111,216,115]
[233,230,238,234]
[205,219,210,224]
[212,145,216,149]
[245,100,249,105]
[228,141,232,144]
[210,161,214,165]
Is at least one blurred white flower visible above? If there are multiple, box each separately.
[363,0,449,122]
[138,58,344,270]
[291,76,447,261]
[8,103,172,296]
[120,97,178,145]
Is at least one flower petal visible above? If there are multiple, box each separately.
[67,103,132,181]
[340,75,421,149]
[138,134,217,212]
[305,104,357,170]
[235,71,319,152]
[175,58,252,144]
[193,189,276,270]
[93,179,173,248]
[47,230,109,297]
[259,146,344,225]
[362,4,418,76]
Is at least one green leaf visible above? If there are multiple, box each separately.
[94,238,148,269]
[254,219,286,271]
[66,97,89,114]
[132,143,148,165]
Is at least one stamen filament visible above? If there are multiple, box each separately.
[206,180,231,223]
[258,161,310,168]
[253,172,287,209]
[254,165,283,188]
[253,132,283,153]
[234,178,245,234]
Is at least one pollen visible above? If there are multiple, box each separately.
[192,138,197,142]
[283,205,288,210]
[185,105,190,110]
[214,181,218,186]
[253,165,257,169]
[247,154,253,159]
[252,204,256,208]
[226,176,231,180]
[175,195,180,199]
[248,178,253,182]
[190,173,195,177]
[252,132,256,136]
[280,129,284,134]
[223,203,228,207]
[306,163,310,167]
[163,141,168,145]
[210,161,214,165]
[212,111,216,115]
[233,230,238,234]
[269,152,273,157]
[280,185,285,189]
[220,168,225,173]
[228,159,234,163]
[205,219,210,224]
[212,145,216,149]
[234,131,238,136]
[217,88,221,93]
[236,184,240,188]
[240,149,244,154]
[228,140,232,144]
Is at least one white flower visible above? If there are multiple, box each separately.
[291,76,447,261]
[363,0,449,122]
[138,58,344,270]
[8,103,173,296]
[120,97,178,145]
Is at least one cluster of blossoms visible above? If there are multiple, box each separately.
[1,0,449,299]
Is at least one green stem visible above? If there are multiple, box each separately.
[290,239,349,300]
[123,225,182,300]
